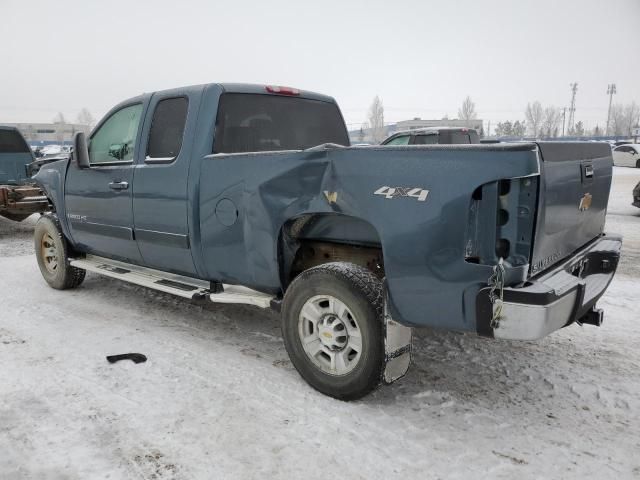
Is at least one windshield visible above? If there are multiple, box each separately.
[213,93,350,153]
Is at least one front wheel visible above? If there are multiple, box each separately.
[34,214,86,290]
[281,262,385,400]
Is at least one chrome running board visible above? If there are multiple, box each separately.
[70,254,274,308]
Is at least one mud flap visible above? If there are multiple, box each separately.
[382,301,412,384]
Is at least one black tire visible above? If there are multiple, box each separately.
[636,159,640,168]
[281,262,385,400]
[34,214,86,290]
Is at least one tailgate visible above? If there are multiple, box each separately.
[530,142,612,275]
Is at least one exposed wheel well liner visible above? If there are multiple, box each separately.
[278,214,384,289]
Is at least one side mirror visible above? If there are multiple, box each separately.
[74,132,90,169]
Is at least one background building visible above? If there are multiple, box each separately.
[3,122,92,147]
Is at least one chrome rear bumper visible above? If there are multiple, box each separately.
[483,235,622,341]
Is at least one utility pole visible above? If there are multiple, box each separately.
[606,83,616,136]
[561,107,567,136]
[567,83,578,133]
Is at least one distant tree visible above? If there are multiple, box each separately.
[541,106,561,138]
[367,96,385,144]
[592,125,603,136]
[495,120,513,137]
[441,114,450,120]
[525,102,544,137]
[458,96,477,126]
[573,121,585,137]
[76,108,95,128]
[53,112,66,125]
[623,102,640,136]
[609,104,626,136]
[53,112,66,143]
[357,126,365,143]
[512,120,526,137]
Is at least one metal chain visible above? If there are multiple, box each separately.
[488,258,505,328]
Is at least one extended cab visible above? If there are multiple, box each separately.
[33,83,621,400]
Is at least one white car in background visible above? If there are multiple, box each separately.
[612,143,640,168]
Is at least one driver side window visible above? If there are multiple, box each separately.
[89,104,143,164]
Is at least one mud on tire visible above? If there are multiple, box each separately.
[34,214,86,290]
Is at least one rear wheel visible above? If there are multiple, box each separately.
[636,159,640,168]
[34,214,85,290]
[281,262,385,400]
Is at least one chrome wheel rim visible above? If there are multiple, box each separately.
[41,233,59,274]
[298,295,362,376]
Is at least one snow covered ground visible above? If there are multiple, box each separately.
[1,168,639,479]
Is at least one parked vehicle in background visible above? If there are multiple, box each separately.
[381,127,479,145]
[0,126,34,185]
[612,144,640,168]
[0,126,51,221]
[32,82,621,400]
[633,181,640,208]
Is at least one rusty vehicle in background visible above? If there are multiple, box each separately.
[0,126,51,221]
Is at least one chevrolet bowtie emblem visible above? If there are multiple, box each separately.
[579,193,592,211]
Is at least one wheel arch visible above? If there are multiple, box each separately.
[277,213,385,290]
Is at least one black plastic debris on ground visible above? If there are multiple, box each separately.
[106,353,147,364]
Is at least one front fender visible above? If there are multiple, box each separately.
[32,158,74,244]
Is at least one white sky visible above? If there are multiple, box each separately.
[2,0,639,131]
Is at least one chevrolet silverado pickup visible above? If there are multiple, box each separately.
[32,83,621,400]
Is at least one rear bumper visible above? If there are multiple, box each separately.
[478,234,622,341]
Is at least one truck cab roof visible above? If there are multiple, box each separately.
[112,83,338,111]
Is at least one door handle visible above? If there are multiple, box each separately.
[109,181,129,190]
[584,165,594,178]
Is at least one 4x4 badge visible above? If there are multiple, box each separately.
[579,193,592,211]
[374,186,429,202]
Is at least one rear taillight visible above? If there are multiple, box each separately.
[265,85,300,96]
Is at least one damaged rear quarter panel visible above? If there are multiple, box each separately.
[198,144,539,332]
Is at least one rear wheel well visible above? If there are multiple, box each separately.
[279,214,384,288]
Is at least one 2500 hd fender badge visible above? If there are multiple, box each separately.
[374,186,429,202]
[67,213,87,222]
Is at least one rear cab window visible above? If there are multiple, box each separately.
[213,93,349,154]
[439,131,472,144]
[146,97,189,162]
[413,135,438,145]
[0,129,30,154]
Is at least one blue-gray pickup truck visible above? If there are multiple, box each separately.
[32,83,621,400]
